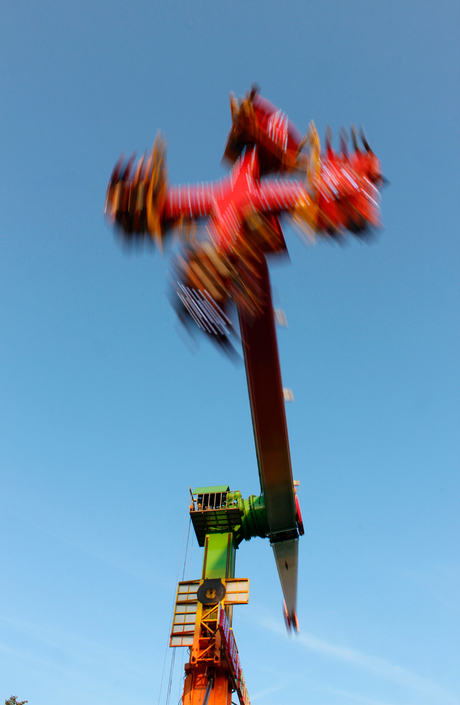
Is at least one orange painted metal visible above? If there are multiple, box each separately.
[182,602,249,705]
[182,668,232,705]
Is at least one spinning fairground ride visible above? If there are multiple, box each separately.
[105,86,384,705]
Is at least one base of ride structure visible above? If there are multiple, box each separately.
[170,486,258,705]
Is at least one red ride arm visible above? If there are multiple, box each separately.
[238,256,299,624]
[164,182,224,222]
[253,179,306,215]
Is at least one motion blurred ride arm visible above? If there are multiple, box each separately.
[238,256,299,627]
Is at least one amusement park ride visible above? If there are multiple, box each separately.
[105,86,384,705]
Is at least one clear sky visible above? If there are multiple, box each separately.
[1,1,459,704]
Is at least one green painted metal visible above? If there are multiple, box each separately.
[190,487,269,548]
[190,486,270,630]
[202,532,235,579]
[193,486,230,495]
[240,494,268,541]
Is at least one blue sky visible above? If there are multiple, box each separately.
[1,1,459,704]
